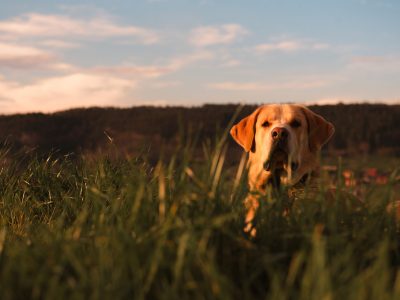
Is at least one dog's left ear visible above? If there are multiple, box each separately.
[301,107,335,152]
[230,108,260,152]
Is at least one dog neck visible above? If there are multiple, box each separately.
[247,152,319,193]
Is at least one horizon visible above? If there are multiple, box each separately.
[1,0,399,114]
[2,100,400,117]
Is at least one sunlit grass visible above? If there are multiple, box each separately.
[0,132,399,299]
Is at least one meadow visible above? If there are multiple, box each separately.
[0,128,399,300]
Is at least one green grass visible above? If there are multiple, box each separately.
[0,134,399,300]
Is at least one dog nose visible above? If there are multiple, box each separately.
[271,127,288,140]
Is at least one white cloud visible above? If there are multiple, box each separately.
[208,79,330,91]
[0,49,214,113]
[90,65,172,78]
[304,97,400,105]
[134,99,169,106]
[255,41,301,52]
[216,50,242,67]
[167,51,215,70]
[40,39,80,49]
[303,98,358,105]
[0,13,159,44]
[151,81,182,88]
[351,56,389,64]
[189,24,248,47]
[312,43,330,50]
[0,41,78,71]
[254,39,330,54]
[90,51,215,78]
[0,73,136,114]
[0,42,55,68]
[348,55,400,71]
[0,27,212,75]
[221,59,241,67]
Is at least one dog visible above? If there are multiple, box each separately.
[230,104,335,233]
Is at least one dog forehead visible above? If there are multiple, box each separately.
[257,105,281,121]
[282,104,303,121]
[257,104,301,123]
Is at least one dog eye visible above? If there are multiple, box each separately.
[261,121,270,127]
[290,120,301,128]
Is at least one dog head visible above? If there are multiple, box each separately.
[230,104,334,186]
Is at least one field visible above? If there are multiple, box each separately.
[0,130,399,300]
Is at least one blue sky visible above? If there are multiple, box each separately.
[0,0,399,113]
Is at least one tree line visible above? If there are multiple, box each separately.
[0,103,399,158]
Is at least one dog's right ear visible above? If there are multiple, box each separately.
[230,108,260,152]
[301,106,335,152]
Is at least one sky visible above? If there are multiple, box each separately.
[0,0,399,114]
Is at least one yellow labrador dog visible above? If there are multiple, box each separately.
[230,104,335,232]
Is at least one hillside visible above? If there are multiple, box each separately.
[0,104,399,159]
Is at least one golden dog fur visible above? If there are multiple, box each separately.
[230,104,335,232]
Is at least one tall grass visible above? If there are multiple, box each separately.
[0,131,399,300]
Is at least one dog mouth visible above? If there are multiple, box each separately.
[263,144,298,173]
[263,148,287,171]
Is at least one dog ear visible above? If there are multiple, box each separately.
[301,107,335,152]
[230,108,260,152]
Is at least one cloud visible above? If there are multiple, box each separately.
[0,41,77,71]
[221,59,241,67]
[167,51,215,70]
[254,39,330,54]
[90,65,172,78]
[89,51,215,78]
[0,42,55,68]
[304,97,400,105]
[134,99,169,106]
[255,41,301,52]
[40,39,80,49]
[350,56,400,66]
[348,55,400,71]
[351,56,389,64]
[0,13,159,44]
[189,24,248,47]
[208,79,330,91]
[312,43,330,50]
[216,50,242,67]
[303,98,358,105]
[0,49,213,113]
[0,73,136,114]
[150,81,182,88]
[0,26,212,74]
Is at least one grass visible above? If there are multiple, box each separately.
[0,131,399,300]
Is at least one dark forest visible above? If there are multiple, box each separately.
[1,103,399,159]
